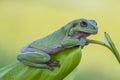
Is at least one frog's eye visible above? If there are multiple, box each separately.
[80,20,88,27]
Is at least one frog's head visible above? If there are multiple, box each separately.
[68,18,98,39]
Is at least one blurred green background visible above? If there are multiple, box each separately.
[0,0,120,80]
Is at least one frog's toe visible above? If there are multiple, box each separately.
[48,66,54,71]
[46,60,60,67]
[53,61,60,67]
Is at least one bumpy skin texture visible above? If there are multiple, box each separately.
[17,18,98,70]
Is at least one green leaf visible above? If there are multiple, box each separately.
[0,47,82,80]
[104,32,120,63]
[89,32,120,63]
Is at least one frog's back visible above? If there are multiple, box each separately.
[30,28,66,49]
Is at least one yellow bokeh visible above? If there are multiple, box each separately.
[0,0,120,80]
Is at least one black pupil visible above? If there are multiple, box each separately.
[80,21,88,27]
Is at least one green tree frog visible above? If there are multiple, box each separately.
[17,18,98,70]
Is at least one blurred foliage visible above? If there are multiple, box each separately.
[0,0,120,80]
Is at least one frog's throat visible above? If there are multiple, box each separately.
[69,31,90,39]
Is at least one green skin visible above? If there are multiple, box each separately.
[17,18,98,70]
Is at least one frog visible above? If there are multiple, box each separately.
[17,18,98,70]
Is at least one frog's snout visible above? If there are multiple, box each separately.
[89,20,98,29]
[88,20,98,34]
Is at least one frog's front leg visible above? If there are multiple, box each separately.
[17,47,60,70]
[61,37,79,48]
[77,37,88,48]
[61,37,88,48]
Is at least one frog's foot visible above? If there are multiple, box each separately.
[46,60,60,67]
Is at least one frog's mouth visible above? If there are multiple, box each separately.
[69,31,91,39]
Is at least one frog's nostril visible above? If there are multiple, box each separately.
[88,20,98,29]
[89,20,97,25]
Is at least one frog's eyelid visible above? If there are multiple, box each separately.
[80,20,88,27]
